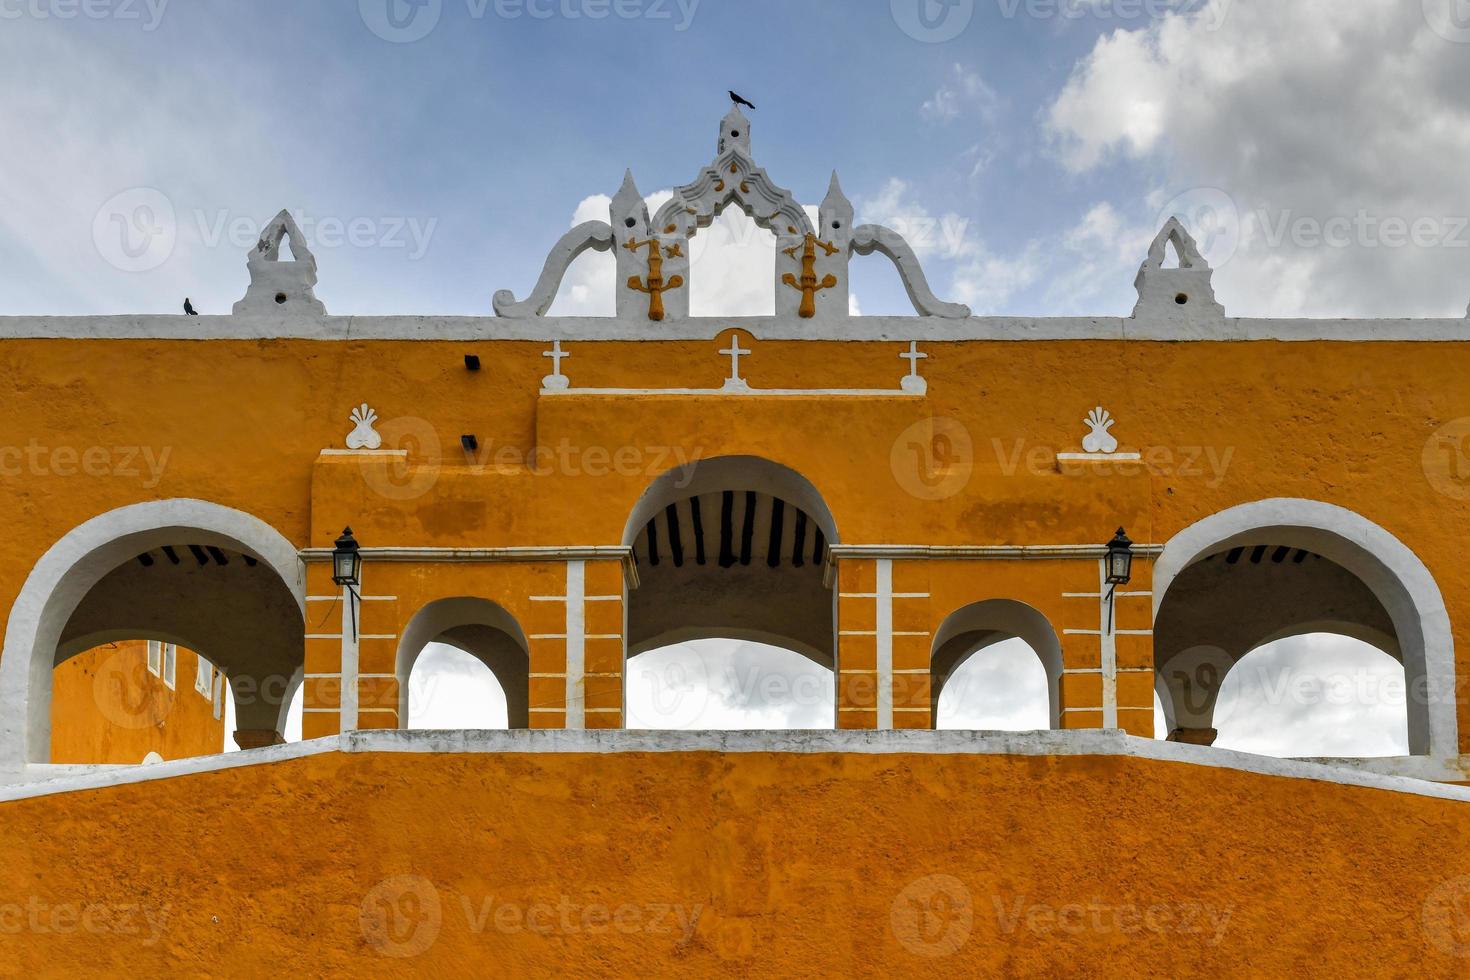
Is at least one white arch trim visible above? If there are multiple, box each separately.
[1153,498,1456,760]
[0,499,305,772]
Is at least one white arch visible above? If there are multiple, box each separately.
[1153,499,1455,759]
[0,499,304,773]
[931,599,1064,729]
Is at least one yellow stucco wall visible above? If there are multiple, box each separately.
[49,641,224,764]
[2,335,1468,746]
[0,749,1467,973]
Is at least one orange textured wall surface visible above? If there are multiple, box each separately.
[49,642,224,764]
[0,749,1467,975]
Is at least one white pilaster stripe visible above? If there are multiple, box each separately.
[341,582,359,732]
[308,595,396,602]
[1098,560,1117,729]
[565,561,586,730]
[876,559,894,730]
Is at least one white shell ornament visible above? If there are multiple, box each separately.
[346,403,383,450]
[1082,407,1119,454]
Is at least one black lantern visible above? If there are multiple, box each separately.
[1105,527,1134,586]
[332,527,362,588]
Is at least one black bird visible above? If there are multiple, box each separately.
[183,298,198,316]
[728,90,755,110]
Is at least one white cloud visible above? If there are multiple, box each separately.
[936,639,1050,730]
[1044,0,1470,316]
[921,64,1001,124]
[626,639,834,729]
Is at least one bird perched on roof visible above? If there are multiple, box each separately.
[728,90,755,110]
[183,298,198,316]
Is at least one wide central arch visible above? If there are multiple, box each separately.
[621,456,838,668]
[0,499,305,772]
[1152,498,1455,759]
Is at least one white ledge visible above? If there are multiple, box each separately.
[3,729,1467,804]
[1,313,1467,342]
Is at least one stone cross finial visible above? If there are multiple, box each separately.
[900,341,928,394]
[542,340,570,390]
[718,331,752,392]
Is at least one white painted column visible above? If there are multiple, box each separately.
[1097,560,1118,729]
[564,561,586,730]
[876,559,894,729]
[340,582,359,732]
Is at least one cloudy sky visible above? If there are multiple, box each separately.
[6,1,1446,757]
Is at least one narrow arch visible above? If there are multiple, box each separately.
[395,597,530,729]
[1152,499,1455,758]
[622,456,838,670]
[930,599,1063,729]
[0,499,305,771]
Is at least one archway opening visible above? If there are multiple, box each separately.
[623,456,837,676]
[0,503,310,768]
[626,638,834,729]
[1152,500,1452,757]
[407,643,510,729]
[50,640,233,764]
[1210,634,1408,758]
[930,600,1063,730]
[395,598,528,729]
[935,638,1051,731]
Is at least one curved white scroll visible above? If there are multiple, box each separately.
[493,221,615,318]
[851,225,971,319]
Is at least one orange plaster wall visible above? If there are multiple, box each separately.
[49,641,224,764]
[1,749,1467,974]
[3,337,1470,746]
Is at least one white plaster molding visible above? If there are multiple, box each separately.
[0,499,305,771]
[5,729,1470,801]
[827,543,1166,561]
[8,314,1470,342]
[1152,498,1458,760]
[344,403,382,450]
[1131,217,1225,322]
[850,225,971,318]
[1082,406,1119,454]
[233,209,326,317]
[493,220,614,318]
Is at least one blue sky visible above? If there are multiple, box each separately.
[13,0,1468,320]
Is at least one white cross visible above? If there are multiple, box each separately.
[543,340,569,376]
[719,331,751,383]
[900,340,927,378]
